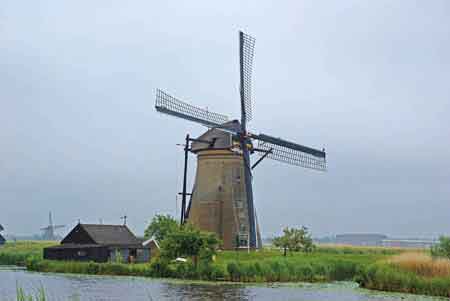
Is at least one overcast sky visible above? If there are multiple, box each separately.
[1,1,449,238]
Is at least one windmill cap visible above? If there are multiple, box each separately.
[190,120,244,153]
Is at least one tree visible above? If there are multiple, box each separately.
[160,223,220,266]
[273,226,315,256]
[144,214,178,242]
[273,233,290,256]
[291,226,314,253]
[431,236,450,260]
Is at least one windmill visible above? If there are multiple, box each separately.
[0,224,5,245]
[155,31,327,249]
[41,212,65,241]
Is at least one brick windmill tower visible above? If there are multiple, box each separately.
[155,31,327,249]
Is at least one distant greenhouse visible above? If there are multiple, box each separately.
[335,233,388,246]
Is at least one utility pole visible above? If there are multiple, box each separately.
[180,134,190,225]
[121,215,127,226]
[177,134,217,225]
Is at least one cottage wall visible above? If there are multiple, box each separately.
[137,249,150,262]
[44,246,109,262]
[108,248,133,263]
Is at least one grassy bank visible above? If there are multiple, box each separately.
[2,242,449,298]
[214,247,393,282]
[357,252,450,298]
[0,242,392,281]
[20,247,391,282]
[0,241,54,266]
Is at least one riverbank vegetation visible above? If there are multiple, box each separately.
[0,241,54,266]
[2,231,450,298]
[357,259,450,297]
[357,248,450,297]
[0,240,396,283]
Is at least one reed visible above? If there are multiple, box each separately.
[16,284,47,301]
[357,263,450,298]
[388,252,450,278]
[316,244,404,255]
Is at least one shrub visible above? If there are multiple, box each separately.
[273,226,314,256]
[227,261,241,281]
[151,257,176,277]
[431,236,450,260]
[160,223,220,266]
[144,214,178,241]
[197,263,224,281]
[174,261,197,279]
[292,263,309,281]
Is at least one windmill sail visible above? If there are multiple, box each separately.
[156,89,229,128]
[239,31,258,249]
[253,133,326,171]
[239,31,256,123]
[154,30,327,251]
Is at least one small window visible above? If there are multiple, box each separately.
[77,250,87,257]
[240,239,248,246]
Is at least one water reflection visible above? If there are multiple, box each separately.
[162,282,252,301]
[0,267,446,301]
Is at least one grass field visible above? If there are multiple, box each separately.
[1,241,449,298]
[0,241,54,266]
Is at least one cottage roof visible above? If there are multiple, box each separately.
[0,224,4,232]
[142,237,160,249]
[45,243,103,249]
[61,224,142,247]
[80,224,141,245]
[0,233,5,244]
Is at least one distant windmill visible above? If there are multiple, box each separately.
[40,212,65,241]
[155,31,327,249]
[0,224,4,245]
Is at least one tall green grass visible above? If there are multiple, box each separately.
[356,263,450,298]
[0,242,54,266]
[15,285,47,301]
[219,251,375,282]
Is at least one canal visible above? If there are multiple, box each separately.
[0,266,445,300]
